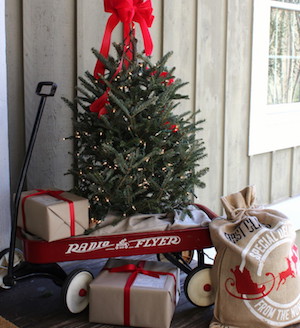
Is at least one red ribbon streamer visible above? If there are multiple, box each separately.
[94,0,154,78]
[21,189,76,237]
[106,261,177,326]
[90,58,124,117]
[90,90,109,117]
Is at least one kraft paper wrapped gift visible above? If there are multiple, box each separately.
[89,258,180,328]
[17,189,89,242]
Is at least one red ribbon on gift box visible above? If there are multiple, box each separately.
[21,189,76,237]
[93,0,154,78]
[106,260,177,326]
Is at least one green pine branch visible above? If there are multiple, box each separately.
[64,43,209,221]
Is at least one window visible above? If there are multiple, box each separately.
[249,0,300,155]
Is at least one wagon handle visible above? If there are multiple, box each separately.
[36,81,57,97]
[4,81,57,287]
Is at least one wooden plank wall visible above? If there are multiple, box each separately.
[6,0,300,229]
[21,0,75,191]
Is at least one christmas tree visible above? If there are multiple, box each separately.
[63,7,208,224]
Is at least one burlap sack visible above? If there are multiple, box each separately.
[209,186,300,328]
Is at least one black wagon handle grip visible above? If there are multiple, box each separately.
[4,80,57,288]
[36,81,57,97]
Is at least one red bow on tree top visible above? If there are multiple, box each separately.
[93,0,154,78]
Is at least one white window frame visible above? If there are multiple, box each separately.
[0,0,11,250]
[249,0,300,155]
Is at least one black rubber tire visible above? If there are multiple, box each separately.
[0,248,24,289]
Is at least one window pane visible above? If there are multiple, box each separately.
[268,8,300,104]
[273,0,300,4]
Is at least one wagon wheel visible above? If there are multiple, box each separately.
[61,269,94,314]
[184,265,214,307]
[0,248,24,289]
[157,250,194,265]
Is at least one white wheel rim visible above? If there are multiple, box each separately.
[0,249,24,289]
[186,268,214,307]
[65,271,93,313]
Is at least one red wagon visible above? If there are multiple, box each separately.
[1,82,217,314]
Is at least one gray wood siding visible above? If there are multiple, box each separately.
[5,0,300,228]
[22,0,75,191]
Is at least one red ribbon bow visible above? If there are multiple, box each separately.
[108,262,161,279]
[94,0,154,78]
[21,189,76,237]
[106,261,177,326]
[90,89,109,117]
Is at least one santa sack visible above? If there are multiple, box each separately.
[209,186,300,328]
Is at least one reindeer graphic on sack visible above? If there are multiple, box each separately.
[209,186,300,328]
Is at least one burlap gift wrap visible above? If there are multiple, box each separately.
[89,258,180,328]
[209,186,300,328]
[17,189,89,241]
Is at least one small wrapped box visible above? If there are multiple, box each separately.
[89,258,180,328]
[17,189,89,242]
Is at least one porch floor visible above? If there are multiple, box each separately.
[1,253,300,328]
[0,254,215,328]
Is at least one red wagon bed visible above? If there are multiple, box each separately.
[19,204,215,264]
[2,204,217,313]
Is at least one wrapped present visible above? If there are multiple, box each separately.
[89,258,180,328]
[17,189,89,242]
